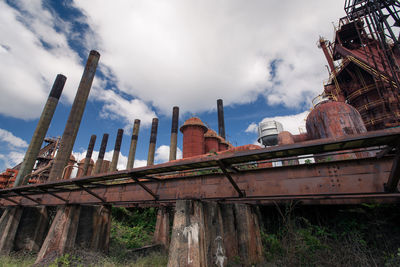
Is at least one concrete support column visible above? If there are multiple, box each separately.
[109,129,123,172]
[169,107,179,161]
[14,74,66,186]
[36,205,81,264]
[147,118,159,166]
[127,119,140,169]
[167,200,264,267]
[93,133,109,175]
[48,50,100,182]
[14,207,49,252]
[81,135,96,177]
[0,207,23,254]
[75,205,111,253]
[153,206,170,248]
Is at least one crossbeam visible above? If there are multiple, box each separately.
[0,128,399,207]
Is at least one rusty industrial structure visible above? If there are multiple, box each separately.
[0,0,400,265]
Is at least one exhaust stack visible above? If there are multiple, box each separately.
[109,129,124,172]
[169,106,179,161]
[14,74,66,186]
[127,119,140,169]
[48,50,100,181]
[217,99,226,139]
[81,134,97,177]
[147,118,159,166]
[93,133,109,175]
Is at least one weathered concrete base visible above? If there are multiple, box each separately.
[36,204,111,263]
[15,207,50,252]
[167,200,263,267]
[76,205,111,253]
[36,205,81,263]
[0,207,23,254]
[153,206,170,248]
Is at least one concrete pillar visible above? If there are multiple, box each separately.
[48,50,100,182]
[36,205,81,264]
[14,74,66,186]
[0,207,23,254]
[75,205,111,253]
[217,99,226,140]
[14,207,50,252]
[153,206,170,248]
[109,129,123,172]
[81,135,96,177]
[93,133,109,175]
[147,118,159,166]
[167,200,264,267]
[127,119,140,169]
[169,107,179,161]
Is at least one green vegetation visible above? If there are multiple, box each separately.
[260,203,400,266]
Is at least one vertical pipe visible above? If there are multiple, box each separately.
[169,106,179,161]
[109,129,124,172]
[48,50,100,181]
[94,133,109,175]
[81,135,96,177]
[147,118,159,166]
[217,99,226,139]
[127,119,140,169]
[14,74,66,187]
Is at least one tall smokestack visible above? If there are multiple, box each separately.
[14,74,66,186]
[169,106,179,161]
[109,129,123,172]
[217,99,226,139]
[48,50,100,181]
[147,118,159,166]
[127,119,140,169]
[81,135,96,177]
[94,133,109,175]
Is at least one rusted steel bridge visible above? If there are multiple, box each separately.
[1,128,400,207]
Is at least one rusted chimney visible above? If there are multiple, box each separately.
[127,119,140,169]
[93,133,109,175]
[80,135,96,177]
[217,99,226,139]
[169,106,179,161]
[14,74,66,186]
[109,129,124,172]
[48,50,100,181]
[147,118,159,166]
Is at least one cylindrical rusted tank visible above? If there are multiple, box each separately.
[77,158,94,178]
[180,117,208,158]
[204,129,219,153]
[306,100,367,160]
[218,139,230,152]
[278,131,299,166]
[63,155,76,179]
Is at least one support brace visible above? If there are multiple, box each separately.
[74,183,106,203]
[217,160,245,197]
[385,143,400,192]
[131,176,159,200]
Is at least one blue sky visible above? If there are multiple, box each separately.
[0,0,346,172]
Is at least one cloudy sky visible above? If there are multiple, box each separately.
[0,0,346,172]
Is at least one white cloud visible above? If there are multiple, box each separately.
[155,145,182,164]
[73,0,345,115]
[0,128,28,148]
[94,89,157,129]
[0,129,27,171]
[247,110,310,136]
[245,123,258,134]
[0,1,90,119]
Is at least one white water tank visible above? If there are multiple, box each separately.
[257,121,283,146]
